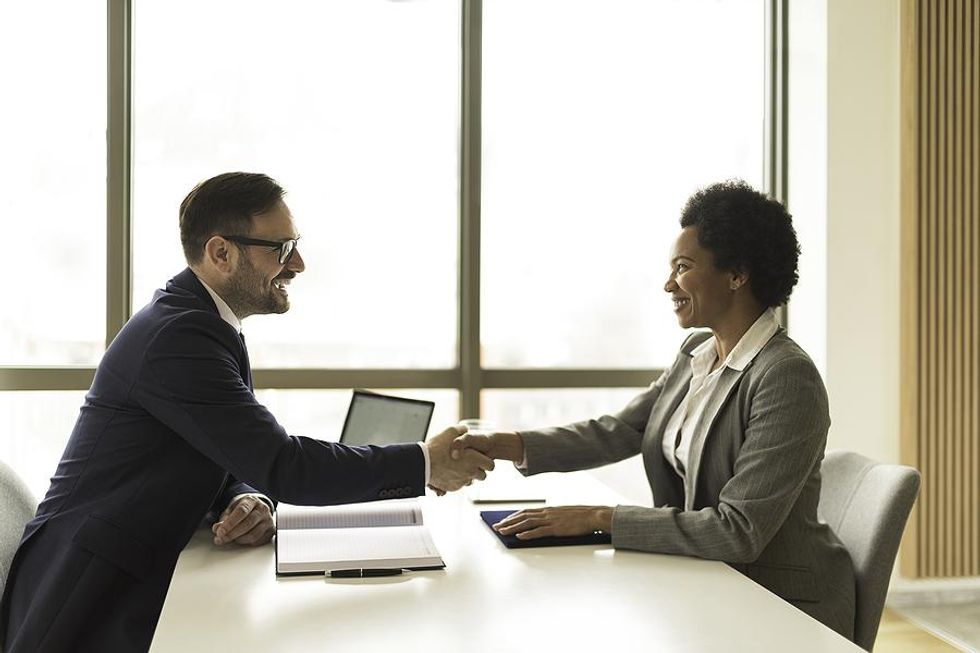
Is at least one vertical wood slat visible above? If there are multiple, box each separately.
[965,2,980,573]
[925,0,943,576]
[900,0,920,577]
[933,0,950,576]
[901,0,980,578]
[955,0,965,576]
[956,0,966,578]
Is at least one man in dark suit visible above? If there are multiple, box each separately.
[0,172,492,652]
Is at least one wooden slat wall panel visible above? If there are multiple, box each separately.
[901,0,980,578]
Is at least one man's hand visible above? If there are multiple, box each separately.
[425,425,495,493]
[450,430,525,463]
[212,495,275,546]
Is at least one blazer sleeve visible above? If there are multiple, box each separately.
[610,355,830,563]
[134,313,425,506]
[518,369,670,474]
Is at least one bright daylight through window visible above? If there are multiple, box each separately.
[1,0,769,494]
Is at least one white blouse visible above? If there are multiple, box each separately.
[661,309,780,479]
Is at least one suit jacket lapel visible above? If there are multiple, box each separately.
[643,355,693,508]
[683,365,747,510]
[170,268,253,392]
[239,332,253,391]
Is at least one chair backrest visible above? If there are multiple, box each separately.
[0,460,37,599]
[817,450,920,652]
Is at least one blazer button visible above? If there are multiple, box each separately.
[380,490,390,499]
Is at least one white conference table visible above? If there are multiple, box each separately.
[151,471,863,652]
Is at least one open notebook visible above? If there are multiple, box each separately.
[275,500,445,576]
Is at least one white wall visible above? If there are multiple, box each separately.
[789,0,901,464]
[824,0,901,464]
[788,0,828,377]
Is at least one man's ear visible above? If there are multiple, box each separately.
[202,236,237,276]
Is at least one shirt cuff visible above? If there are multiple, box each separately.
[514,431,529,470]
[229,492,274,514]
[417,442,431,486]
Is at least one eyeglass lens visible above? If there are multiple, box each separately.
[279,240,296,264]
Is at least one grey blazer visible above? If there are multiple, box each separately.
[519,330,856,640]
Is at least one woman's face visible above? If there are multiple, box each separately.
[663,227,737,330]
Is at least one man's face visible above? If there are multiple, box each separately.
[224,200,305,319]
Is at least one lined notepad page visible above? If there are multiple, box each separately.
[277,526,441,572]
[277,500,423,530]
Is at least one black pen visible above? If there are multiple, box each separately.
[327,568,404,578]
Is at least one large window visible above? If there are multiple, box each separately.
[0,1,106,366]
[1,0,777,495]
[481,0,765,368]
[133,0,460,368]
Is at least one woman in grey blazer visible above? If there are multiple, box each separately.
[453,181,856,640]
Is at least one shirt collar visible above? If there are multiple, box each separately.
[726,308,780,370]
[196,276,242,334]
[689,308,780,374]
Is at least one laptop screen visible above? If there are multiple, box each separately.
[339,390,435,446]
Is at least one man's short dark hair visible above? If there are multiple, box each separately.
[679,180,800,308]
[179,172,286,264]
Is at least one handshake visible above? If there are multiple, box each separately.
[422,425,525,494]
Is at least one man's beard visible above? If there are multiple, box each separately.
[224,254,289,319]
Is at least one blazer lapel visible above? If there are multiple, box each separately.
[239,332,253,391]
[683,365,747,510]
[642,356,694,508]
[169,268,253,392]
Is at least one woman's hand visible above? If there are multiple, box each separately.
[492,506,614,540]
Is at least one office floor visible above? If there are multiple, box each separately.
[876,607,974,653]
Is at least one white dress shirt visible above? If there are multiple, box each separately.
[661,309,780,480]
[196,275,432,503]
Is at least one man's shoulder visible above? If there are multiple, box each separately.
[118,280,233,352]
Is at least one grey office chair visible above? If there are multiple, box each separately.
[0,460,36,599]
[817,450,920,652]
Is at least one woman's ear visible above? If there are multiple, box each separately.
[729,269,749,291]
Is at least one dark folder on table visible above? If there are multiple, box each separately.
[480,510,612,548]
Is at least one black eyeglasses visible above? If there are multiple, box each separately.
[221,235,299,264]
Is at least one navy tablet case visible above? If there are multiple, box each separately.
[480,510,612,548]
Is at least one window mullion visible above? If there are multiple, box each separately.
[459,0,482,419]
[107,0,133,346]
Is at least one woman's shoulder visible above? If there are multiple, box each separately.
[750,331,824,384]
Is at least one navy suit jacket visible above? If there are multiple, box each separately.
[0,268,425,652]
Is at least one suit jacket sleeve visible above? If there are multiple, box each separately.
[134,312,425,505]
[213,476,272,511]
[611,355,830,563]
[518,369,670,474]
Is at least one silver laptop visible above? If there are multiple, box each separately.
[339,390,435,446]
